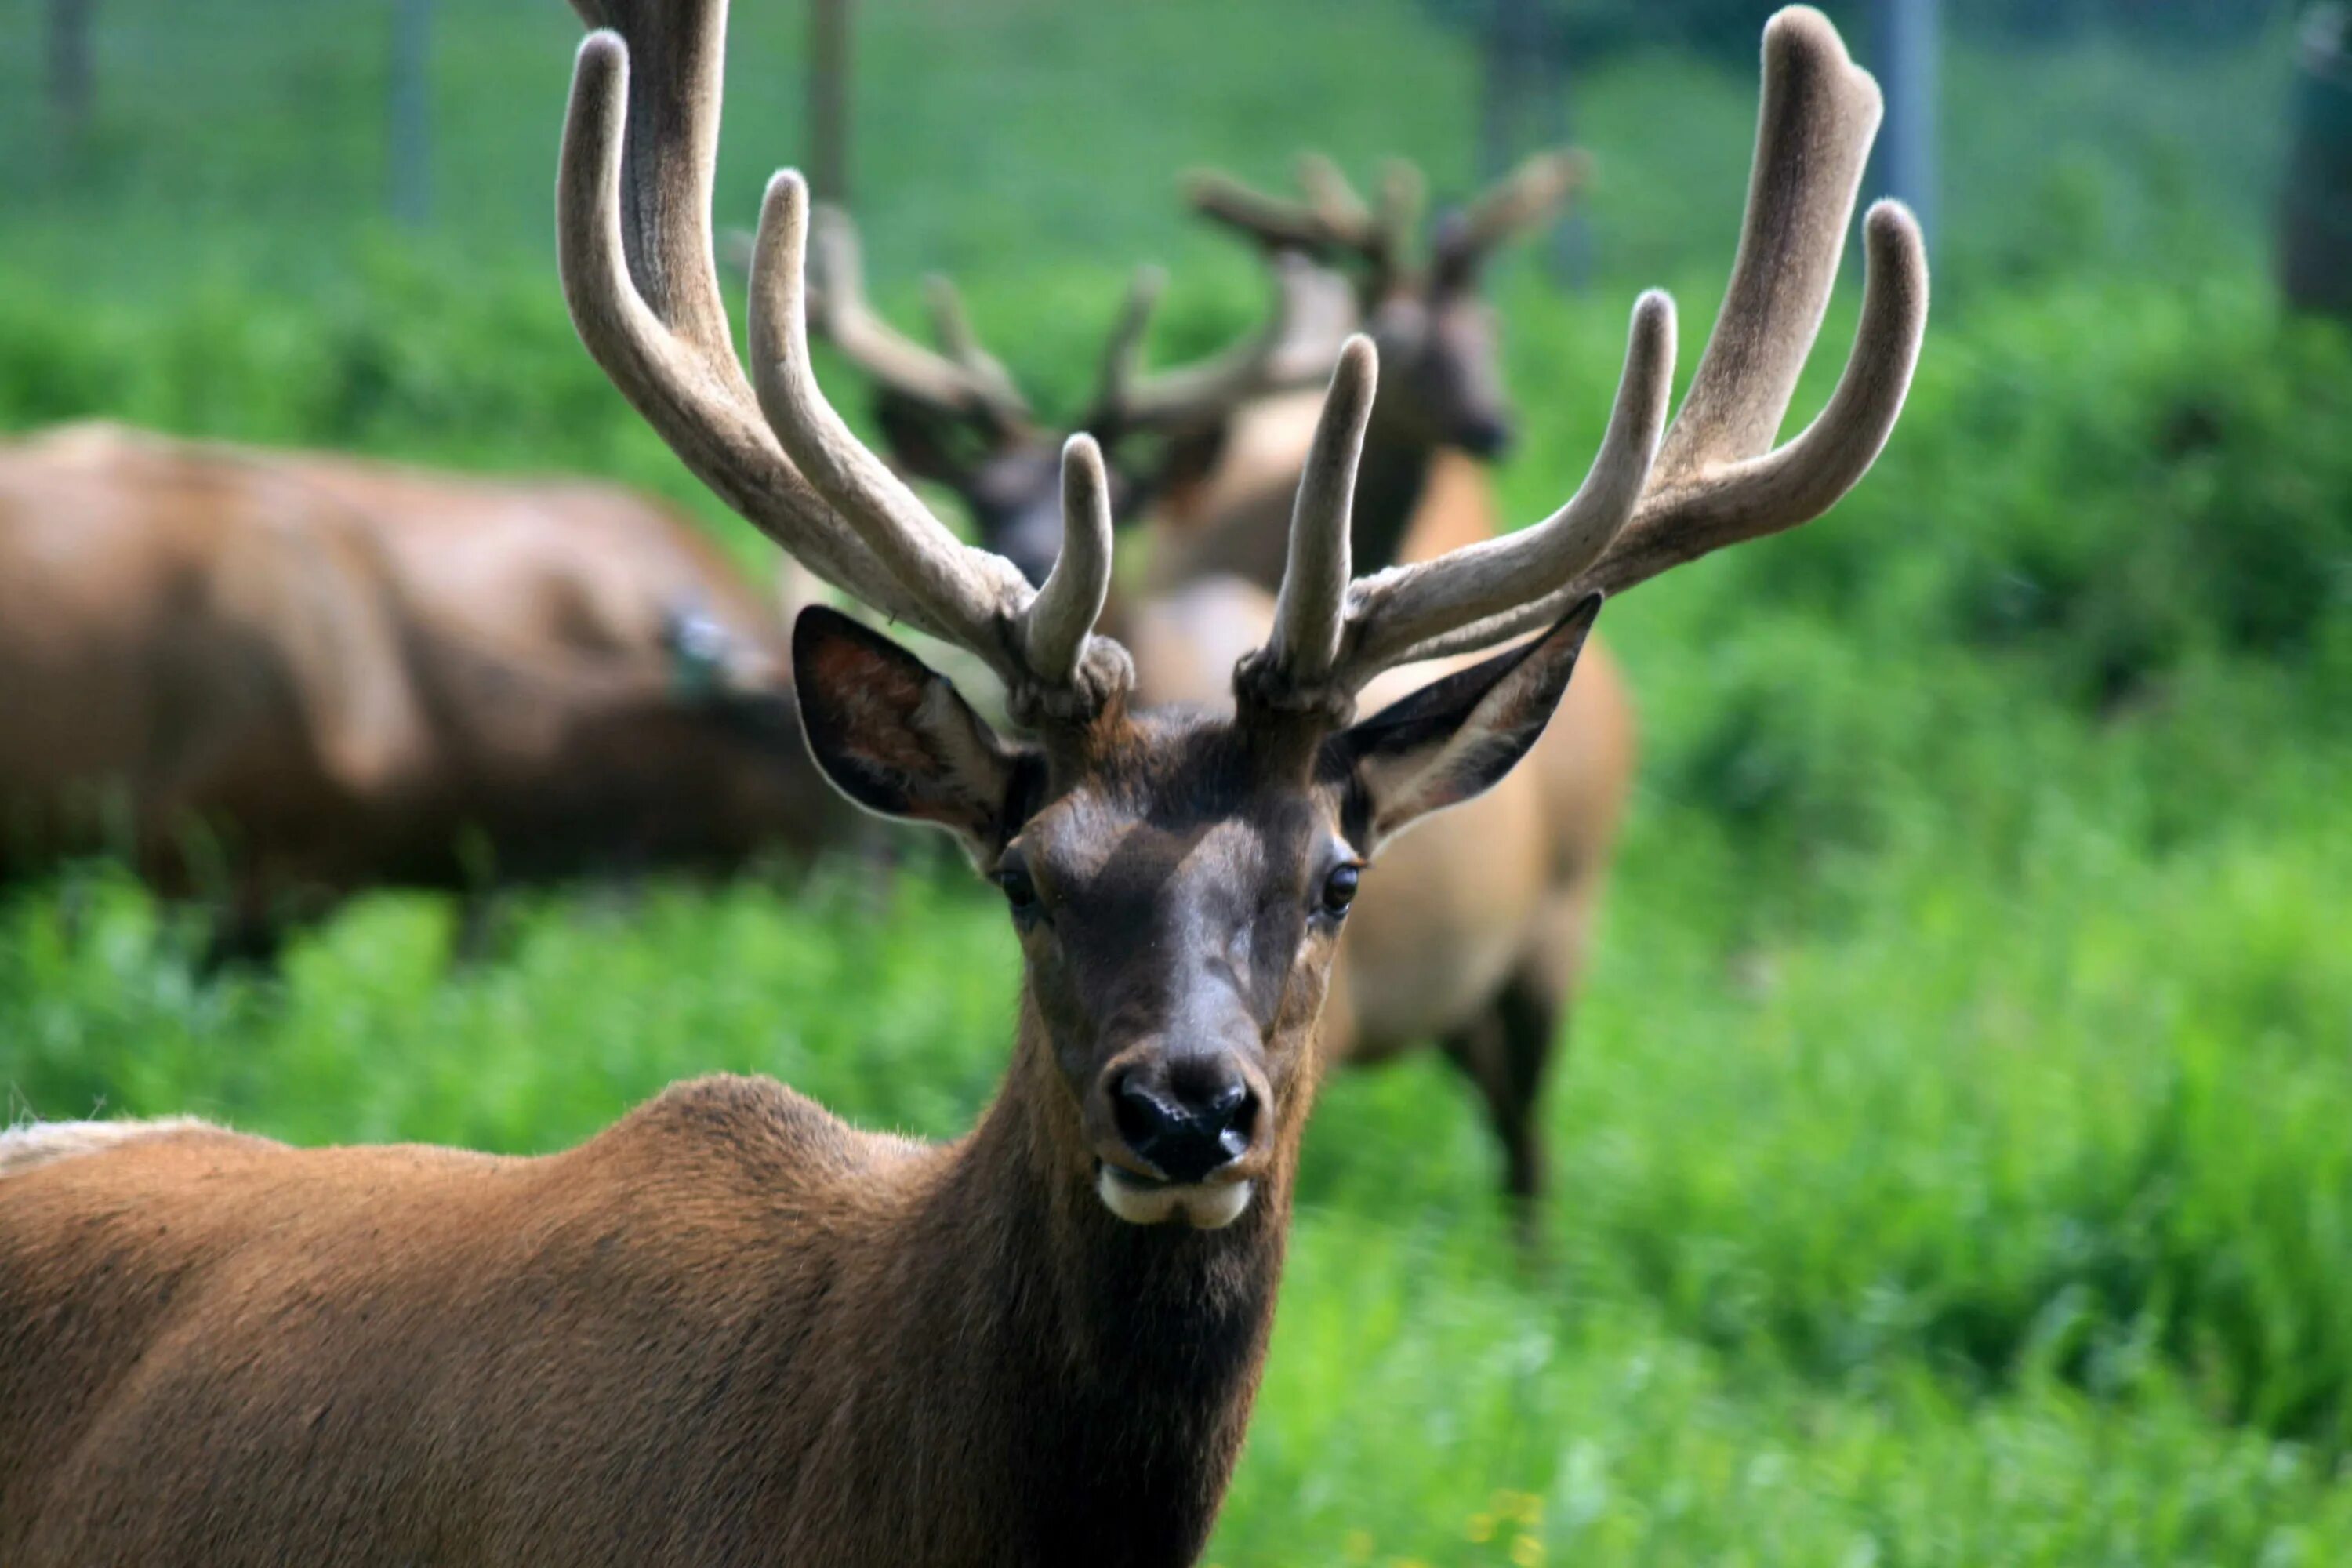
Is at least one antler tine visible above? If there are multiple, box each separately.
[1025,435,1117,684]
[1295,153,1374,238]
[1335,292,1675,676]
[920,274,1029,427]
[1656,5,1889,479]
[564,1,731,358]
[1374,159,1428,269]
[1185,168,1348,255]
[1258,336,1379,690]
[1189,156,1418,279]
[805,203,1031,429]
[748,171,1125,710]
[1587,198,1926,593]
[1384,201,1923,666]
[557,24,918,627]
[748,174,1030,658]
[562,6,1123,717]
[1087,265,1169,427]
[1439,147,1590,270]
[1083,254,1355,437]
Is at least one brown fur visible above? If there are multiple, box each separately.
[0,608,1599,1564]
[0,1076,1277,1566]
[0,424,850,949]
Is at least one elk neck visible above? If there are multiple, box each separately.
[1348,407,1442,575]
[875,995,1295,1563]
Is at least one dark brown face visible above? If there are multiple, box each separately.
[988,713,1358,1225]
[1363,281,1513,459]
[790,600,1600,1229]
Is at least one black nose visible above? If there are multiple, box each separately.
[1110,1058,1257,1185]
[1456,414,1514,459]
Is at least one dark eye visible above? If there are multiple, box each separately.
[996,865,1040,915]
[1319,863,1361,917]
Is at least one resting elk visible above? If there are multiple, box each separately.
[0,5,1925,1564]
[808,153,1632,1220]
[0,422,845,963]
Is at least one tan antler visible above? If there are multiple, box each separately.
[804,204,1033,441]
[1432,147,1590,281]
[1240,5,1928,706]
[1192,145,1577,288]
[558,1,1126,719]
[1187,154,1424,276]
[1081,252,1356,437]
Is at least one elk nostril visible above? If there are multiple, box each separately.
[1110,1071,1174,1152]
[1211,1081,1258,1165]
[1111,1061,1256,1185]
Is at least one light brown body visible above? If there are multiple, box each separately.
[0,424,846,951]
[0,426,434,915]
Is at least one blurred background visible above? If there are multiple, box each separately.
[3,1,2350,1561]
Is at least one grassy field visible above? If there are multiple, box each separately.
[4,1,2350,1561]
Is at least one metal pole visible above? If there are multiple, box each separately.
[1541,27,1588,289]
[389,0,433,227]
[48,0,96,163]
[809,0,851,203]
[1477,0,1539,182]
[1875,0,1939,250]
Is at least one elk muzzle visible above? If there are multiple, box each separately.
[1092,1047,1268,1229]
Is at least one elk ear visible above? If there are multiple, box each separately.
[1327,593,1602,853]
[793,606,1036,853]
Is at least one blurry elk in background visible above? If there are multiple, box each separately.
[808,154,1636,1226]
[793,204,1352,598]
[0,423,851,965]
[0,5,1923,1563]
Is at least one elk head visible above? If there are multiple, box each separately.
[557,1,1926,1230]
[1189,147,1589,459]
[801,209,1351,588]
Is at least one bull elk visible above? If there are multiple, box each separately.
[805,153,1632,1219]
[0,6,1924,1564]
[0,423,847,963]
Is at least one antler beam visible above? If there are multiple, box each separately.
[558,0,1127,719]
[1240,5,1929,705]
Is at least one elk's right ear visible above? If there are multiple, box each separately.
[1325,593,1602,855]
[793,606,1036,853]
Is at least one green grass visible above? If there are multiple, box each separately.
[5,261,2349,1549]
[5,0,2351,1559]
[6,785,2350,1561]
[0,0,2294,303]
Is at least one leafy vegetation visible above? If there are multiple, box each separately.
[4,0,2349,1560]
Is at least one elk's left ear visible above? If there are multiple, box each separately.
[1326,593,1602,853]
[793,606,1037,855]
